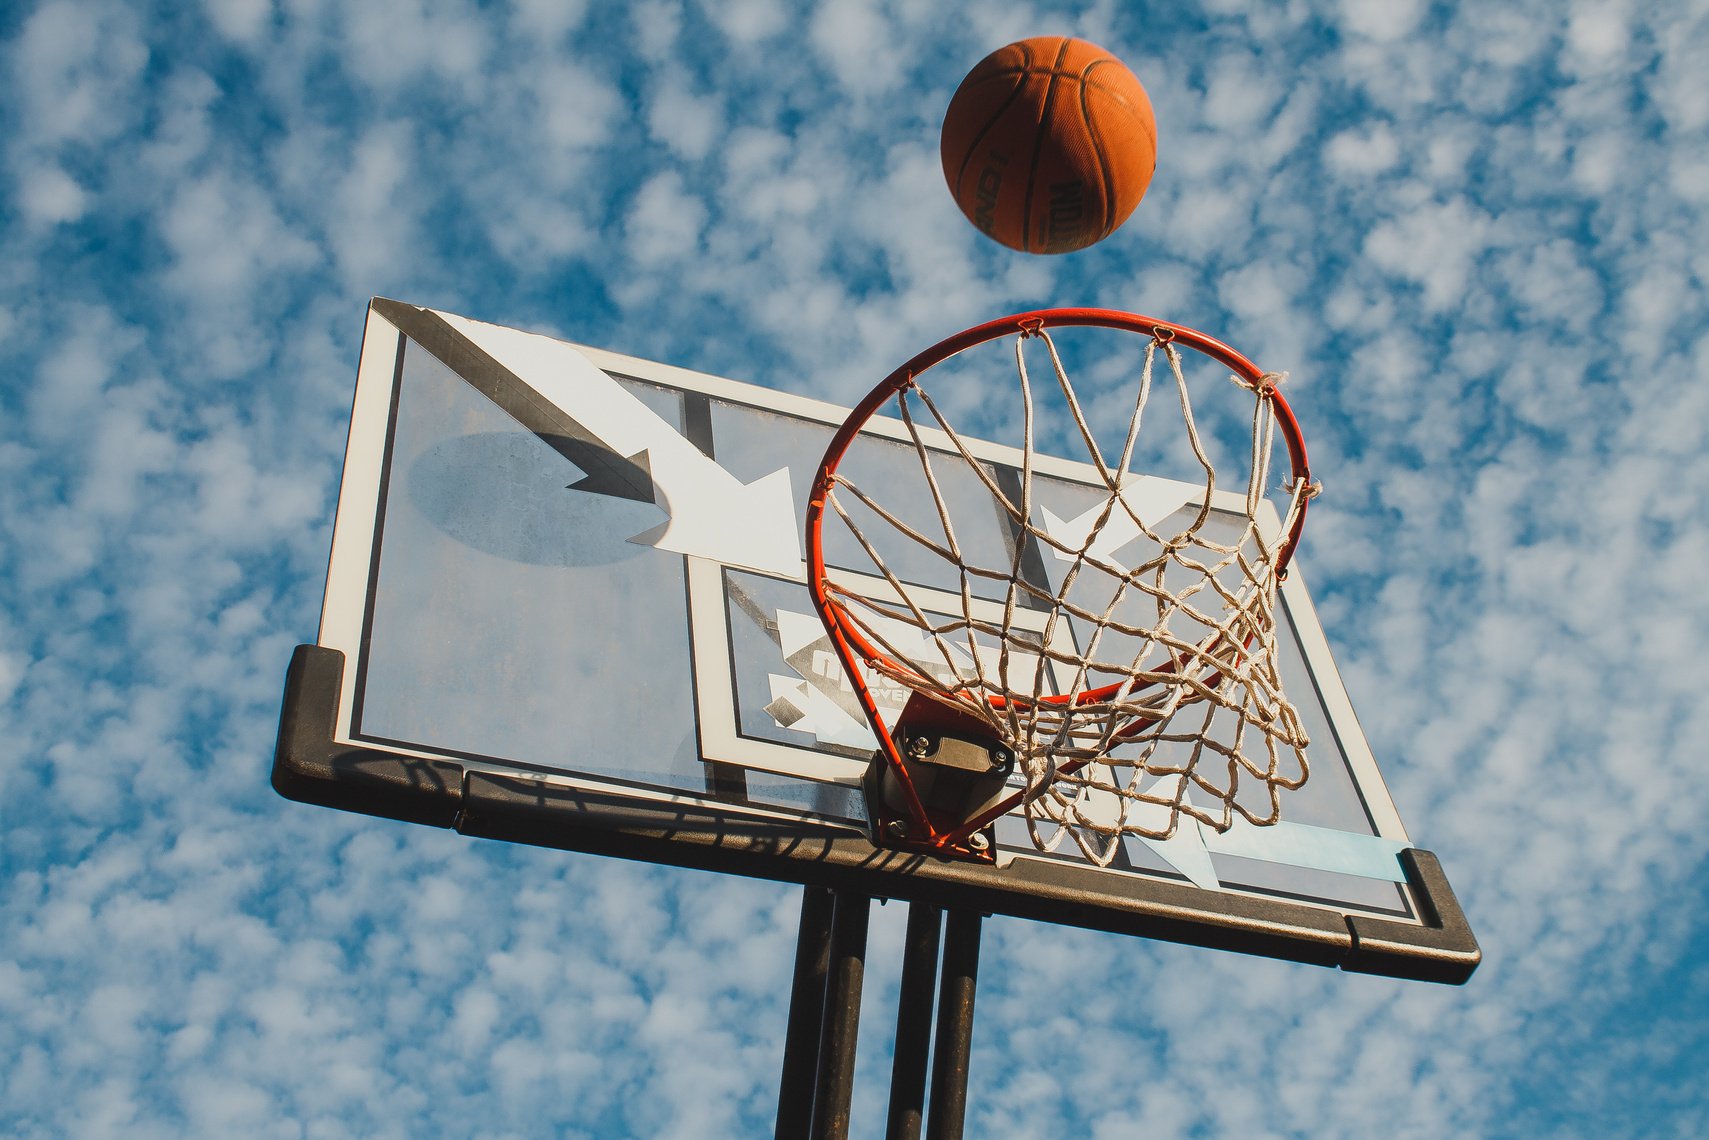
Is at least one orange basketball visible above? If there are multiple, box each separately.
[941,36,1157,254]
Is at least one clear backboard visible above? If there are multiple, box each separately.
[274,299,1478,983]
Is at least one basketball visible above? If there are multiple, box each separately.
[941,36,1157,254]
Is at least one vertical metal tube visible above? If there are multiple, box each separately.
[925,909,982,1140]
[776,886,836,1139]
[808,890,871,1139]
[884,902,943,1140]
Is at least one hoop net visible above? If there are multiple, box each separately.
[813,321,1317,864]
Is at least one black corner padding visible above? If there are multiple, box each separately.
[1343,849,1481,984]
[272,644,464,828]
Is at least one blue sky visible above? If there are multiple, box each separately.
[4,0,1708,1136]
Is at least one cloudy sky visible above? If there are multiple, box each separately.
[5,0,1708,1136]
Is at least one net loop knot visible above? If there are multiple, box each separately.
[1233,369,1289,395]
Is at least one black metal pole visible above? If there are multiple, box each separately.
[809,890,871,1139]
[776,885,836,1139]
[885,902,943,1140]
[925,909,982,1140]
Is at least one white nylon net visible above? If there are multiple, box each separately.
[820,327,1317,864]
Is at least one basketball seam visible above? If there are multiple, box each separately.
[1023,38,1074,253]
[951,63,1035,208]
[1081,60,1117,241]
[956,67,1143,109]
[962,66,1125,83]
[1077,63,1153,129]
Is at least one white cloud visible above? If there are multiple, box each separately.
[1619,261,1692,346]
[625,169,707,266]
[1160,183,1251,257]
[321,122,415,290]
[702,0,789,46]
[511,0,589,43]
[9,0,149,149]
[1668,153,1709,205]
[631,0,681,63]
[1324,124,1401,177]
[534,62,625,152]
[1363,197,1495,311]
[646,77,724,161]
[0,637,26,706]
[1338,0,1426,43]
[1651,8,1709,134]
[72,381,181,519]
[158,169,322,368]
[1455,5,1554,71]
[1499,239,1605,326]
[720,127,823,223]
[1563,0,1632,77]
[340,0,491,97]
[1569,129,1626,195]
[136,69,222,179]
[16,164,88,226]
[1202,52,1277,132]
[26,307,141,437]
[201,0,273,46]
[449,985,500,1053]
[810,0,907,96]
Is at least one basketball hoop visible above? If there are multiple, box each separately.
[805,309,1318,863]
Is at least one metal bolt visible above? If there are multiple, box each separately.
[967,832,990,852]
[907,735,933,758]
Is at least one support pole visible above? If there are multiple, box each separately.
[776,886,836,1139]
[884,902,943,1140]
[809,890,871,1140]
[925,909,982,1140]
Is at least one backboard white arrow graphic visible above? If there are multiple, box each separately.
[442,312,801,577]
[1036,475,1198,572]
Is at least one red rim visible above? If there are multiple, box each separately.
[803,308,1311,850]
